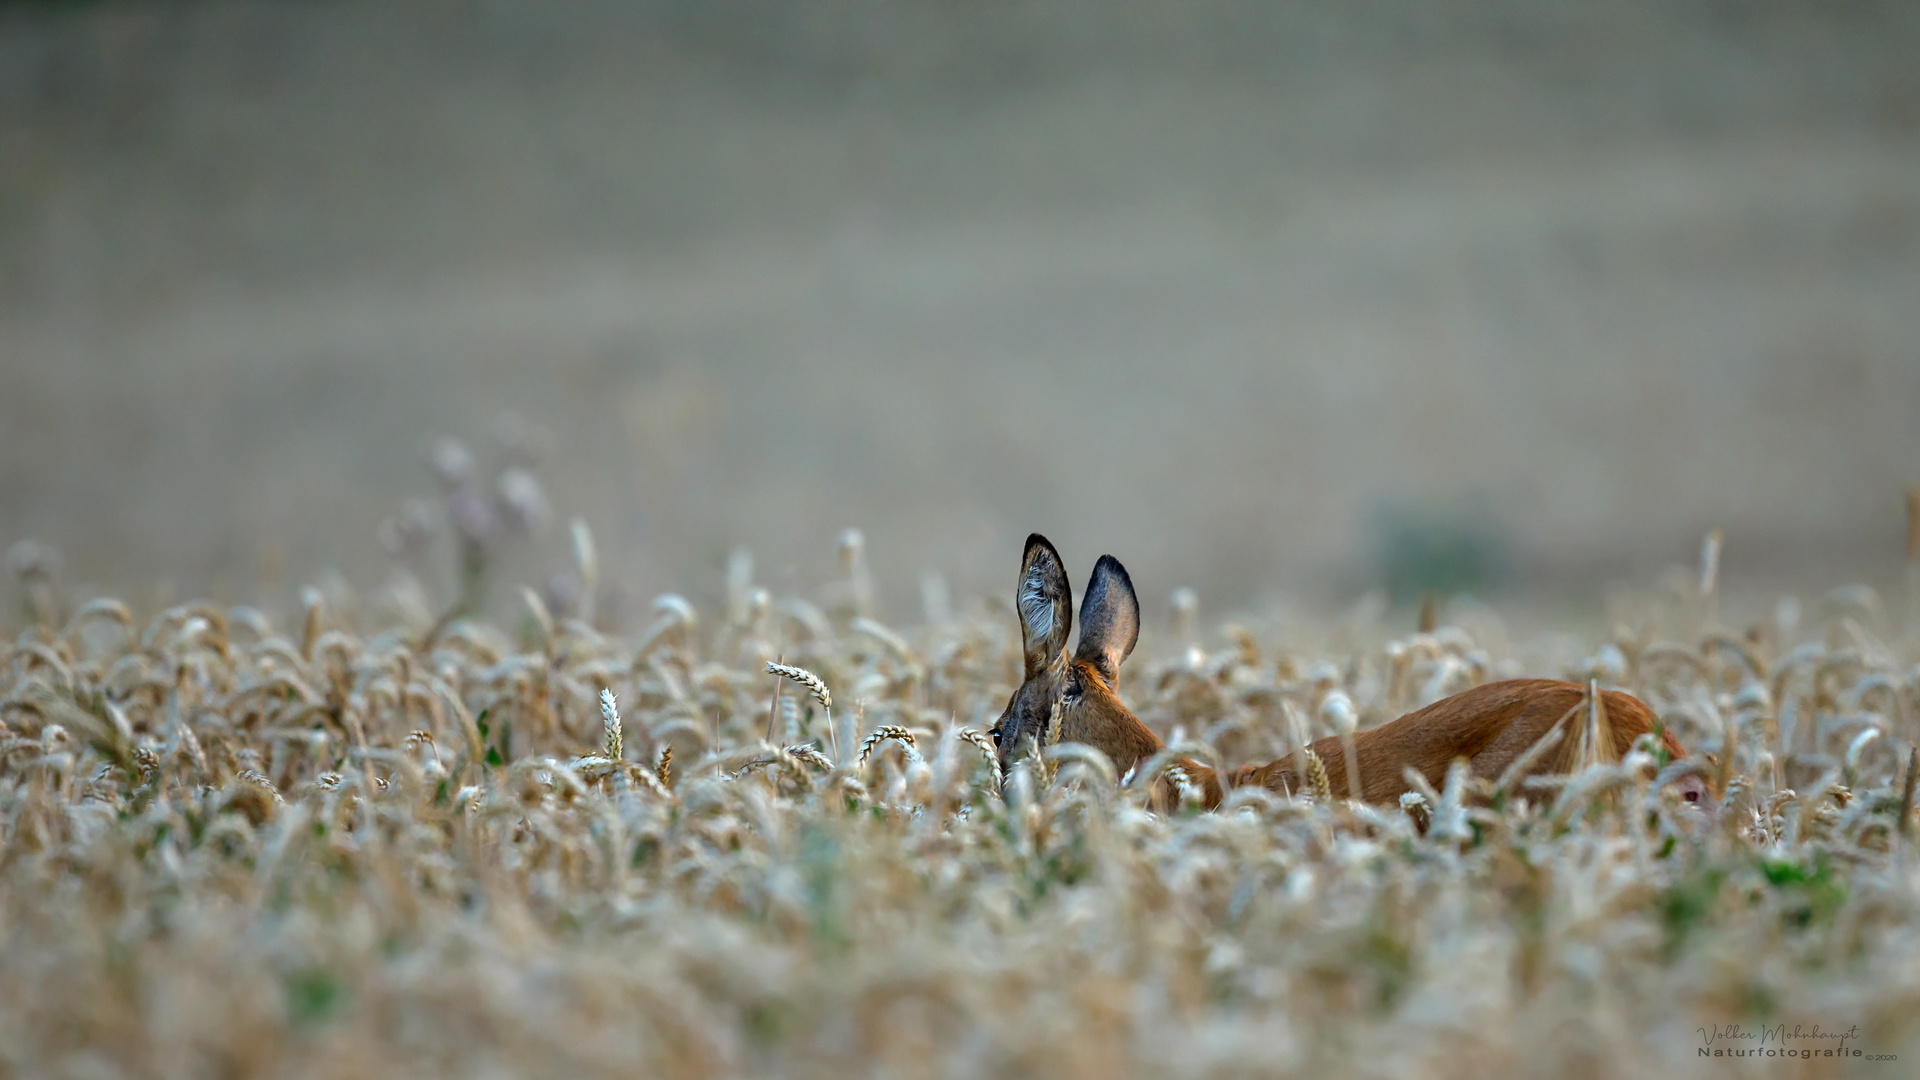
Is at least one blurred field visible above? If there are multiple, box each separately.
[3,0,1918,629]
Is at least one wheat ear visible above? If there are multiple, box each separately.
[766,662,833,759]
[956,728,1003,792]
[1301,746,1333,803]
[600,689,623,763]
[856,725,918,768]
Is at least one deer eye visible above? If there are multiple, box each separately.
[990,727,1002,747]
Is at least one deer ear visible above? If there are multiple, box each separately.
[1017,534,1073,678]
[1075,554,1139,684]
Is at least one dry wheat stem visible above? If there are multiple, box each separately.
[766,653,785,745]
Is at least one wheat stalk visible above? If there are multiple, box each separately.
[600,689,623,763]
[856,725,918,768]
[1492,722,1566,803]
[955,728,1002,792]
[765,653,786,744]
[1901,745,1918,839]
[1322,689,1361,802]
[765,662,830,710]
[1581,678,1617,769]
[236,769,284,804]
[132,746,160,787]
[1399,790,1432,829]
[1300,746,1333,803]
[783,744,835,772]
[766,662,833,760]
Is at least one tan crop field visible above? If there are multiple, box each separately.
[5,2,1920,1076]
[4,515,1919,1079]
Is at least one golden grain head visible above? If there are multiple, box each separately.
[600,688,623,762]
[1300,746,1333,803]
[765,662,831,710]
[855,725,918,768]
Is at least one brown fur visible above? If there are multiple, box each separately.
[1057,659,1167,775]
[990,537,1699,814]
[1217,679,1688,807]
[1069,677,1689,812]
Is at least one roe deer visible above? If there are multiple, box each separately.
[988,534,1715,813]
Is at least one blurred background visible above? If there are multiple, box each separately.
[3,0,1918,630]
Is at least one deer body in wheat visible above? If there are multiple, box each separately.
[989,534,1713,813]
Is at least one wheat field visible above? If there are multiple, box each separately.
[5,3,1918,1076]
[4,503,1919,1080]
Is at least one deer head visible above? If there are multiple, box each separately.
[990,534,1164,781]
